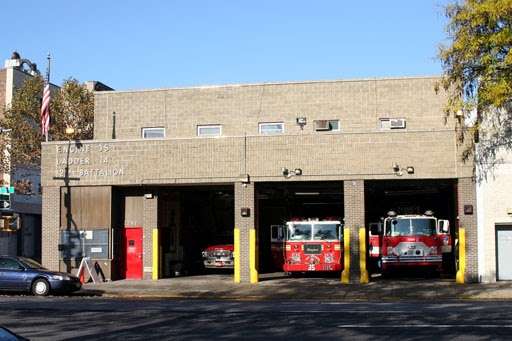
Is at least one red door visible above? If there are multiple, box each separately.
[124,228,143,280]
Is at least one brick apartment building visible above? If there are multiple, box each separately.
[40,76,479,283]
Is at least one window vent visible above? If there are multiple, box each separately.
[314,120,330,131]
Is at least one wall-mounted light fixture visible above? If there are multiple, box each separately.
[282,167,303,178]
[392,163,415,176]
[296,117,307,130]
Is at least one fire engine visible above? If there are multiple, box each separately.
[201,244,234,269]
[369,211,451,274]
[271,218,343,273]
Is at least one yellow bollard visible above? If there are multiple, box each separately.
[456,227,466,284]
[341,227,350,284]
[152,229,159,281]
[249,228,258,284]
[359,227,369,284]
[234,228,241,283]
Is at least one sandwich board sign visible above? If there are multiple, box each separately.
[77,257,103,284]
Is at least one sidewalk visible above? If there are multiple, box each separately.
[80,273,512,301]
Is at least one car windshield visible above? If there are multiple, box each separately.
[18,257,45,269]
[287,224,312,241]
[385,218,436,236]
[313,224,340,240]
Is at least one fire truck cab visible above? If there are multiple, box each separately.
[271,218,343,273]
[369,211,451,274]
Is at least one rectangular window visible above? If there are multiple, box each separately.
[380,118,406,130]
[259,122,284,135]
[314,120,340,132]
[197,125,222,137]
[142,127,165,139]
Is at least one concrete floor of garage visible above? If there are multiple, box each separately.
[79,273,512,301]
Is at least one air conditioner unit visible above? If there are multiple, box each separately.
[315,120,330,131]
[389,118,406,129]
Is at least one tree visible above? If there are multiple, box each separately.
[0,76,94,173]
[439,0,512,179]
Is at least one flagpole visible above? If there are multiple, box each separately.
[45,53,51,142]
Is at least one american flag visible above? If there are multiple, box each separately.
[40,81,50,140]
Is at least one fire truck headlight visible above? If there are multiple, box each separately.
[285,244,291,251]
[429,246,437,255]
[324,253,333,264]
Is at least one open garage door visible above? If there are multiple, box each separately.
[365,179,457,278]
[158,186,234,278]
[256,181,344,277]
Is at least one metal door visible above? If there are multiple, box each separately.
[124,228,143,280]
[496,226,512,280]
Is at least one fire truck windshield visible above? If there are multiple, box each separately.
[287,223,341,241]
[385,218,436,236]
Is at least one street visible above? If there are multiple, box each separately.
[0,296,512,340]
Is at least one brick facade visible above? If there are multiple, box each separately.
[458,177,478,282]
[235,182,255,283]
[40,76,479,282]
[344,180,365,282]
[41,186,60,271]
[143,195,158,279]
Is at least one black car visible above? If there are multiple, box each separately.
[0,256,81,296]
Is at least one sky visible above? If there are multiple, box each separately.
[1,1,452,91]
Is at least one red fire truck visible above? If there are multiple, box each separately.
[201,244,234,269]
[369,211,451,274]
[271,218,343,273]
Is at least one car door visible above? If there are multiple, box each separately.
[0,257,27,290]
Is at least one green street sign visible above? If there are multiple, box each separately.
[0,187,14,194]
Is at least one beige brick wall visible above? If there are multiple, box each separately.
[143,195,158,279]
[344,180,365,282]
[235,182,255,283]
[41,186,60,270]
[458,177,478,282]
[41,130,465,188]
[94,77,453,140]
[40,76,479,281]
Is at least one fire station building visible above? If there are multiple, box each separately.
[40,76,478,283]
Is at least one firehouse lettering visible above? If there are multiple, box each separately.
[55,143,124,178]
[77,168,124,177]
[56,143,113,154]
[57,158,90,166]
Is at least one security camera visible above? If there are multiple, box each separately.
[392,163,400,173]
[281,168,289,177]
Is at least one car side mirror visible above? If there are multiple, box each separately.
[439,220,450,234]
[18,266,25,271]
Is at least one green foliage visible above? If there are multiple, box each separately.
[439,0,512,178]
[0,76,94,172]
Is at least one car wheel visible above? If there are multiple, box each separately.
[32,279,50,296]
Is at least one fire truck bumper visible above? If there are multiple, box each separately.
[283,263,343,272]
[203,258,234,269]
[381,255,442,269]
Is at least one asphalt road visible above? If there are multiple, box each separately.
[0,296,511,340]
